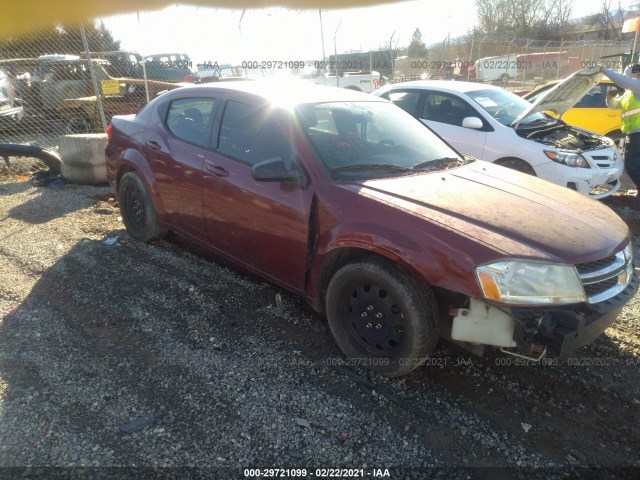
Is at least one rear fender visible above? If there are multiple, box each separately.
[116,148,168,223]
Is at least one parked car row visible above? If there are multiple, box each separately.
[0,54,190,134]
[106,77,638,377]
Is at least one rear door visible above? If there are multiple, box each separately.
[143,96,218,237]
[202,96,313,292]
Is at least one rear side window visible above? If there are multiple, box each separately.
[165,97,216,148]
[218,100,291,166]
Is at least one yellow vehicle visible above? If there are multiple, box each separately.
[524,77,624,140]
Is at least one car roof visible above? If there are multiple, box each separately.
[163,80,385,105]
[385,80,499,94]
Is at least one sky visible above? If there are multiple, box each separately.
[100,0,639,65]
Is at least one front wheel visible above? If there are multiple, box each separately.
[325,258,439,377]
[118,171,166,242]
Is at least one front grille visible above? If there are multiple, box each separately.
[576,255,616,275]
[585,153,615,169]
[583,276,618,297]
[577,247,632,304]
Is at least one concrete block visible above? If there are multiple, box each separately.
[58,133,108,184]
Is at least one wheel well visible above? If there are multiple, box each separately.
[344,85,362,92]
[314,247,427,314]
[116,165,135,189]
[494,157,536,175]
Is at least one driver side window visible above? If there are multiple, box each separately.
[218,100,291,166]
[423,92,476,127]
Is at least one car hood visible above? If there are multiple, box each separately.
[512,67,603,127]
[349,162,627,263]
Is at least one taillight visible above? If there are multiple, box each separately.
[106,124,112,142]
[183,74,194,83]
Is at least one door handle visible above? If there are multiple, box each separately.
[144,140,161,151]
[206,164,229,177]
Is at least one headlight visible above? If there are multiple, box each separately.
[476,260,586,305]
[544,150,590,168]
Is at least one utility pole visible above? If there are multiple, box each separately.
[319,10,326,69]
[334,20,342,87]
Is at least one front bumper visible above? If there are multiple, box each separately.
[534,150,624,199]
[0,105,24,127]
[510,268,639,359]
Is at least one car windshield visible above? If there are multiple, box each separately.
[467,88,550,126]
[295,101,470,180]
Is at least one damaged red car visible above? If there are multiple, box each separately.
[105,81,638,377]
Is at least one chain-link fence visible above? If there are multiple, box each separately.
[0,18,635,177]
[395,33,632,88]
[0,22,193,177]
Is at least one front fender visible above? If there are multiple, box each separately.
[307,221,483,307]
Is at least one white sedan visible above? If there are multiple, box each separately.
[374,69,623,199]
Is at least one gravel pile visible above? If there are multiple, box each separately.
[0,171,639,479]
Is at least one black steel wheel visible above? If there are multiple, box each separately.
[326,258,439,377]
[118,171,166,242]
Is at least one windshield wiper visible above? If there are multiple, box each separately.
[412,157,470,171]
[331,163,412,175]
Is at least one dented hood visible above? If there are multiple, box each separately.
[512,67,603,127]
[351,162,627,263]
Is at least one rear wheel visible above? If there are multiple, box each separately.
[326,258,439,377]
[499,73,510,85]
[495,157,537,176]
[118,171,166,242]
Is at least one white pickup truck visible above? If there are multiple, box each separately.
[300,70,383,93]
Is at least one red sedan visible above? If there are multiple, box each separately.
[106,81,637,376]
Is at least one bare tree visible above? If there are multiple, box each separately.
[476,0,510,34]
[538,0,574,38]
[599,0,625,40]
[475,0,575,38]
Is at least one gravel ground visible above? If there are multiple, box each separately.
[0,165,639,480]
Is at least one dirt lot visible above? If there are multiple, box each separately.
[0,167,639,479]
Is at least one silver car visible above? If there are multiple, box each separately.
[0,67,24,129]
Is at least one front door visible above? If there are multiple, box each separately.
[202,99,312,291]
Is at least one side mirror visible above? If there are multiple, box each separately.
[251,157,306,185]
[462,116,484,129]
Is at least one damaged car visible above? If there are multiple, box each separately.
[374,67,623,199]
[106,81,638,377]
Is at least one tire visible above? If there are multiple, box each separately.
[495,157,537,176]
[326,258,439,377]
[499,73,510,85]
[118,171,166,242]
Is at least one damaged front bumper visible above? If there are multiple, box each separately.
[450,268,639,359]
[512,267,639,358]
